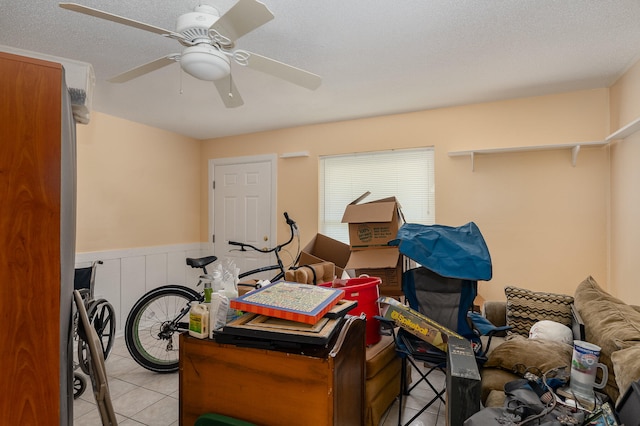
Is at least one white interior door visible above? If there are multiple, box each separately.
[210,155,276,281]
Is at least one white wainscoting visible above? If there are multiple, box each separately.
[75,243,212,336]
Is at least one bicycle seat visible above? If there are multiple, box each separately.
[186,256,218,269]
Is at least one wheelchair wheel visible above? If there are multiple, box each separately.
[73,372,87,399]
[77,299,116,375]
[88,298,116,359]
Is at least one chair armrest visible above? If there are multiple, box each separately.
[483,301,507,327]
[467,311,511,357]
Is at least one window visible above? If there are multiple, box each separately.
[319,148,435,243]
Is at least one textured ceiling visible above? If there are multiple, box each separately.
[3,1,640,140]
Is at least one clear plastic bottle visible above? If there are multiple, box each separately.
[212,269,223,292]
[208,292,229,339]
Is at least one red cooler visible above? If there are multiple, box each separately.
[322,276,381,345]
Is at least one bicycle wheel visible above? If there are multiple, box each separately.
[125,285,200,373]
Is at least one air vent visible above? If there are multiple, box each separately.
[180,27,210,42]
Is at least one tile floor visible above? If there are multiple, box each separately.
[73,336,446,426]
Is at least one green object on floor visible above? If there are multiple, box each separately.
[194,413,257,426]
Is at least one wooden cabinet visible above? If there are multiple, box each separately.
[0,51,75,425]
[179,316,366,426]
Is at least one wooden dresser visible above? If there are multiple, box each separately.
[179,316,366,426]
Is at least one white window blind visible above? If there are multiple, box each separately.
[319,148,435,244]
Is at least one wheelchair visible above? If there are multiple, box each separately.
[73,260,116,399]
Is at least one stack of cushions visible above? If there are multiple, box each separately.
[480,276,640,406]
[480,286,577,404]
[574,276,640,403]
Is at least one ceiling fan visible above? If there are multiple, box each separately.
[59,0,321,108]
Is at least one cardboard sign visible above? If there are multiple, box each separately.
[378,296,463,351]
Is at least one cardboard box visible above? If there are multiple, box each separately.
[378,296,463,352]
[345,247,403,296]
[341,195,402,250]
[298,233,351,279]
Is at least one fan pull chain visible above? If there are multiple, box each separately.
[228,75,233,98]
[179,67,184,95]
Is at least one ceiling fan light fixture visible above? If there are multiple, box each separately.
[180,45,230,81]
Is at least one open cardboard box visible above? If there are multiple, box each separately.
[345,247,403,296]
[341,193,403,250]
[298,233,351,279]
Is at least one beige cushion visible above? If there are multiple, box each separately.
[574,276,640,355]
[504,286,574,337]
[611,344,640,404]
[485,390,507,408]
[484,334,573,375]
[573,276,640,402]
[480,368,520,404]
[365,334,398,379]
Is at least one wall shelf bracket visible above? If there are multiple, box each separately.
[571,145,580,167]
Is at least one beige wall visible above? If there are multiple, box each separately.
[201,89,610,302]
[75,112,201,252]
[74,64,640,304]
[609,60,640,304]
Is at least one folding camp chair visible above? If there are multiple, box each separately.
[379,268,475,425]
[381,222,509,425]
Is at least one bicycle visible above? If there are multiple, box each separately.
[124,212,300,373]
[72,260,116,398]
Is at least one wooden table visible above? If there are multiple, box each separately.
[179,316,366,426]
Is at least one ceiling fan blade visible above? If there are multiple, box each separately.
[242,52,321,90]
[213,75,244,108]
[209,0,274,43]
[108,55,179,83]
[58,3,186,42]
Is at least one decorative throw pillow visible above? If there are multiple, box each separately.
[505,286,574,337]
[484,334,573,374]
[529,320,573,345]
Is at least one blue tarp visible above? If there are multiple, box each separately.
[389,222,492,281]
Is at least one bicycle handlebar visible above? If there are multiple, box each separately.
[227,212,297,253]
[283,211,297,230]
